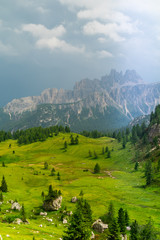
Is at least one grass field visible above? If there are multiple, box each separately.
[0,133,160,239]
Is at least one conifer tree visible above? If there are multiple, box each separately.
[88,150,92,157]
[1,176,8,192]
[122,137,126,149]
[44,161,48,170]
[105,146,109,152]
[130,220,139,240]
[94,151,98,159]
[63,199,92,240]
[108,218,120,240]
[118,208,126,235]
[94,163,100,173]
[2,161,5,167]
[79,190,84,197]
[51,167,56,176]
[0,191,3,201]
[139,218,157,240]
[124,210,129,226]
[134,161,139,171]
[145,160,153,186]
[75,135,79,145]
[64,141,68,149]
[107,201,115,223]
[41,191,45,200]
[21,204,26,222]
[107,150,111,158]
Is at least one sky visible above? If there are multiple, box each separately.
[0,0,160,106]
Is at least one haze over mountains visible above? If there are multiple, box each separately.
[1,69,160,132]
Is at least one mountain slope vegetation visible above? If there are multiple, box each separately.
[0,129,160,239]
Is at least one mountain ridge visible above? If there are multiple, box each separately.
[1,69,160,131]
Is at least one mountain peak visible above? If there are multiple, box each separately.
[101,69,143,87]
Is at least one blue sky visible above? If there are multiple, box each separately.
[0,0,160,106]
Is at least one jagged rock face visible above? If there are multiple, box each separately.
[1,69,160,131]
[148,123,160,142]
[43,196,62,211]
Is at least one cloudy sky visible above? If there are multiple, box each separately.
[0,0,160,106]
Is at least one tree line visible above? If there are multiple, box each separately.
[0,125,70,145]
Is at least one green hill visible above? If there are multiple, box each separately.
[0,132,160,239]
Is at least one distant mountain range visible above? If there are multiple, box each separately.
[1,69,160,132]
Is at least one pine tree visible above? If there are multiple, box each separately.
[63,199,92,240]
[139,218,157,240]
[94,151,98,159]
[124,210,129,226]
[21,204,26,222]
[1,176,8,192]
[44,161,48,170]
[0,191,3,201]
[51,167,56,176]
[79,190,84,197]
[2,161,5,167]
[94,163,100,173]
[105,146,109,152]
[64,141,68,149]
[134,161,139,171]
[107,150,111,158]
[75,135,79,145]
[41,191,45,200]
[130,220,139,240]
[118,208,126,235]
[122,137,126,149]
[108,218,120,240]
[145,160,153,186]
[88,150,92,157]
[107,201,115,223]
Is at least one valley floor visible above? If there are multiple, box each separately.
[0,133,160,239]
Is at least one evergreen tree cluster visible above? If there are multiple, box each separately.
[70,135,79,145]
[0,125,70,145]
[63,198,92,240]
[150,104,160,125]
[16,125,70,145]
[44,185,62,202]
[0,131,12,142]
[103,202,157,240]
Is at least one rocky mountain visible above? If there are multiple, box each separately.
[1,69,160,132]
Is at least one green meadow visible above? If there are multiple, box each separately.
[0,133,160,239]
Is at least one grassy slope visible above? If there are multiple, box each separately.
[0,133,160,239]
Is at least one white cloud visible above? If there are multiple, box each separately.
[0,41,17,56]
[97,50,113,58]
[36,37,85,53]
[36,6,49,14]
[98,37,107,43]
[83,21,125,42]
[22,24,66,38]
[21,23,84,54]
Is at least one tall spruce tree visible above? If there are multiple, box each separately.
[140,218,157,240]
[118,208,126,235]
[108,218,120,240]
[63,199,92,240]
[145,160,153,186]
[130,220,139,240]
[21,204,26,222]
[107,201,115,223]
[124,210,129,226]
[94,163,100,173]
[1,176,7,192]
